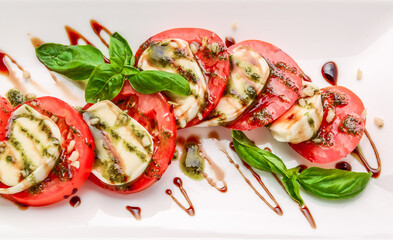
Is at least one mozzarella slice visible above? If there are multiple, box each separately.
[138,38,207,128]
[197,45,269,127]
[270,82,323,144]
[83,100,154,185]
[0,104,61,194]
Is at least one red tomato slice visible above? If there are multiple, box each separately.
[135,28,230,128]
[226,40,305,130]
[0,96,95,206]
[290,86,366,164]
[87,81,177,193]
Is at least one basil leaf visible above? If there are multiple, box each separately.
[231,130,289,176]
[36,43,105,80]
[122,65,140,76]
[85,64,125,103]
[128,70,190,96]
[109,32,134,71]
[282,175,304,206]
[297,167,372,199]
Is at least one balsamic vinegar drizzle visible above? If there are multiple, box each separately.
[90,19,112,48]
[223,143,283,216]
[178,135,228,193]
[225,37,236,48]
[64,25,94,46]
[352,129,381,178]
[0,50,28,93]
[272,173,316,229]
[166,177,195,216]
[126,206,142,220]
[335,161,352,171]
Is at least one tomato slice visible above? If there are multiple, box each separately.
[290,86,366,164]
[87,81,177,193]
[0,96,95,206]
[135,28,230,128]
[226,40,305,130]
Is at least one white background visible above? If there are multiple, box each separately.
[0,0,392,238]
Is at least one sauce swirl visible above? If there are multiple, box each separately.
[166,177,195,216]
[126,206,142,220]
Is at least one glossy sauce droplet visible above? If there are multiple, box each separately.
[225,37,236,48]
[69,196,81,208]
[166,177,195,216]
[126,206,142,220]
[64,25,94,46]
[298,164,308,173]
[321,61,338,86]
[335,161,352,171]
[300,73,312,82]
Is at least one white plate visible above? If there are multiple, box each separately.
[0,0,392,238]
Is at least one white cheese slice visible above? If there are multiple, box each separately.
[0,104,61,194]
[83,100,154,185]
[197,45,269,127]
[270,82,323,144]
[138,38,207,128]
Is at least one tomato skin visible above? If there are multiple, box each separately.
[135,28,230,128]
[226,40,304,130]
[290,86,366,164]
[0,97,95,206]
[87,81,177,193]
[0,97,12,140]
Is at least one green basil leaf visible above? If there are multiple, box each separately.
[122,65,140,76]
[85,64,125,103]
[231,130,289,176]
[128,70,190,96]
[109,32,134,71]
[36,43,105,80]
[282,175,304,207]
[297,167,372,199]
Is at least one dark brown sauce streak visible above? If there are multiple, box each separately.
[272,173,316,229]
[90,19,112,48]
[69,196,81,208]
[15,202,29,211]
[208,131,220,140]
[199,145,227,193]
[0,50,28,92]
[126,206,142,220]
[352,129,381,178]
[321,61,338,86]
[243,161,283,215]
[65,25,95,46]
[166,177,195,216]
[223,144,282,216]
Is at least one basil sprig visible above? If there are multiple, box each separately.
[36,32,190,103]
[232,130,372,205]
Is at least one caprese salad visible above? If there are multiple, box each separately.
[0,25,377,214]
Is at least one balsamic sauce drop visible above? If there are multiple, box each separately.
[335,161,352,171]
[69,196,81,208]
[166,177,195,216]
[126,206,142,220]
[225,37,236,48]
[321,61,338,86]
